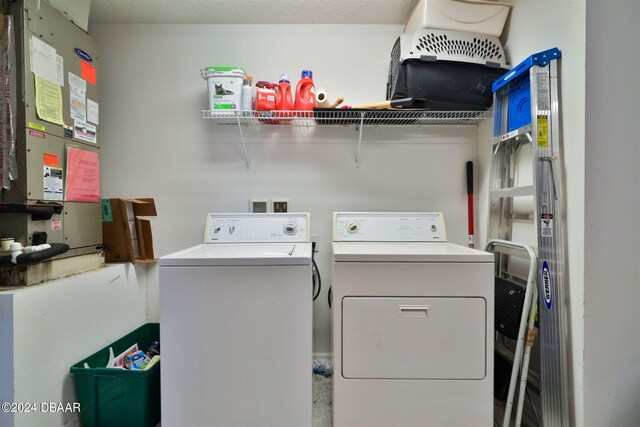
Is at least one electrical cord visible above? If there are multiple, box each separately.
[312,242,321,301]
[312,258,321,300]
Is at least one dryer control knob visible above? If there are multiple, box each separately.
[346,221,360,234]
[283,223,297,235]
[229,225,236,234]
[430,224,437,232]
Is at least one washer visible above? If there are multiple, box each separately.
[331,212,494,426]
[160,213,312,427]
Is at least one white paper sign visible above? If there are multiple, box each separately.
[541,215,554,237]
[87,99,99,125]
[30,36,58,84]
[74,120,97,144]
[43,166,63,201]
[56,54,64,87]
[69,72,86,122]
[68,72,87,91]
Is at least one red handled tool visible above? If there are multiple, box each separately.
[466,161,475,248]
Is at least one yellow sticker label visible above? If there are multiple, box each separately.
[537,115,548,147]
[28,122,46,131]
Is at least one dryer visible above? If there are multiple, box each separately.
[331,212,494,426]
[160,213,312,427]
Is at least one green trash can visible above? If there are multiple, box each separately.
[70,323,161,427]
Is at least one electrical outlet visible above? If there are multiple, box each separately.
[271,199,289,213]
[249,199,270,213]
[311,234,319,252]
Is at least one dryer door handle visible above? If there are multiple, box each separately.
[398,305,430,318]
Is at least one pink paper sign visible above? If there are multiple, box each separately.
[65,147,100,202]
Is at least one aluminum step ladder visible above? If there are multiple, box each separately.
[489,48,569,427]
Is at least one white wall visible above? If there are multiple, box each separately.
[584,1,640,425]
[489,1,587,424]
[92,24,483,352]
[0,264,147,427]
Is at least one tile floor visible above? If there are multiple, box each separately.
[312,373,332,427]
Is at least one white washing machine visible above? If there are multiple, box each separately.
[331,212,494,427]
[160,213,312,427]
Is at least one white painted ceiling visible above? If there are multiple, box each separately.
[88,0,420,25]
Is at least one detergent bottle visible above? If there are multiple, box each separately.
[293,70,317,114]
[275,74,293,116]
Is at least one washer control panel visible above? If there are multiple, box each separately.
[203,213,310,243]
[333,212,447,242]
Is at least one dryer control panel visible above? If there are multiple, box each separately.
[333,212,447,242]
[203,213,310,243]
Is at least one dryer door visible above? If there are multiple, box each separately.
[342,296,486,379]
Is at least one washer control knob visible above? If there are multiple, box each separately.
[430,224,437,232]
[213,226,221,234]
[283,223,297,235]
[229,225,236,234]
[346,221,360,234]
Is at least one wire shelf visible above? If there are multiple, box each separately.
[202,109,493,126]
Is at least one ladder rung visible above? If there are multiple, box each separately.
[492,125,534,145]
[490,185,535,198]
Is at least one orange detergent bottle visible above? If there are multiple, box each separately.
[293,70,317,115]
[275,74,293,119]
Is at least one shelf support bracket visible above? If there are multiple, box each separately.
[236,113,250,168]
[356,112,364,168]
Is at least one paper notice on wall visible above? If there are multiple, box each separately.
[69,72,86,121]
[43,166,63,201]
[56,54,64,87]
[65,147,100,202]
[35,75,64,125]
[81,60,96,85]
[30,36,58,84]
[74,120,97,144]
[87,99,99,124]
[51,218,62,230]
[44,152,59,167]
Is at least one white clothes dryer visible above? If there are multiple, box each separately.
[160,213,312,427]
[331,212,494,427]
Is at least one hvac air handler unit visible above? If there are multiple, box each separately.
[1,0,102,284]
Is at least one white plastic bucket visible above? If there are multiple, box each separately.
[404,0,512,37]
[202,67,246,111]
